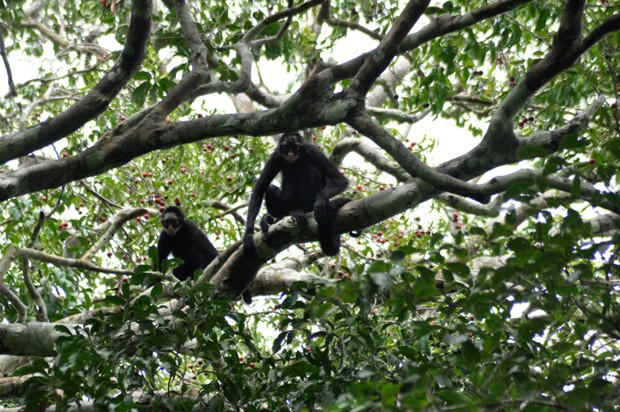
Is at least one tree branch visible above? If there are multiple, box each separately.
[0,0,153,165]
[348,114,490,202]
[347,0,429,98]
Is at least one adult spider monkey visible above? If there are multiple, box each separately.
[243,132,350,258]
[158,206,252,303]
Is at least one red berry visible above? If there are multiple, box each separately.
[165,116,172,123]
[120,115,127,121]
[589,158,596,165]
[167,179,174,186]
[61,152,69,158]
[174,197,181,205]
[41,195,47,202]
[143,213,150,219]
[249,362,256,368]
[107,252,113,257]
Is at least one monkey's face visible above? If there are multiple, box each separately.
[282,144,299,163]
[278,133,304,164]
[161,214,182,236]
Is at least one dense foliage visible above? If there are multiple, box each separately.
[0,0,619,410]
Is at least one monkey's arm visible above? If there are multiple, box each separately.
[243,155,281,258]
[307,145,349,256]
[188,220,219,262]
[156,232,172,271]
[307,145,348,201]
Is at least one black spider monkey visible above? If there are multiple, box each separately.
[243,132,351,258]
[158,206,251,303]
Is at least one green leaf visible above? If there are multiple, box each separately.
[131,82,151,107]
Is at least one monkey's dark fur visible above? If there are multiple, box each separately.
[244,133,350,258]
[158,206,251,303]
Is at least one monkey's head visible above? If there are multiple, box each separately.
[278,133,304,164]
[161,206,184,236]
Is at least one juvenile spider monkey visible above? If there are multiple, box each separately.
[243,132,351,258]
[158,206,252,303]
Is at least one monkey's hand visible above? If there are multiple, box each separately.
[289,210,308,226]
[259,213,278,232]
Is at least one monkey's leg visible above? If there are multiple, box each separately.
[262,185,287,232]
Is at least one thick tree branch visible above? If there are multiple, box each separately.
[331,137,412,182]
[517,97,606,157]
[19,18,71,49]
[0,0,152,165]
[347,0,429,98]
[367,106,431,124]
[581,13,620,52]
[436,193,504,218]
[348,114,490,202]
[277,0,530,122]
[174,0,214,69]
